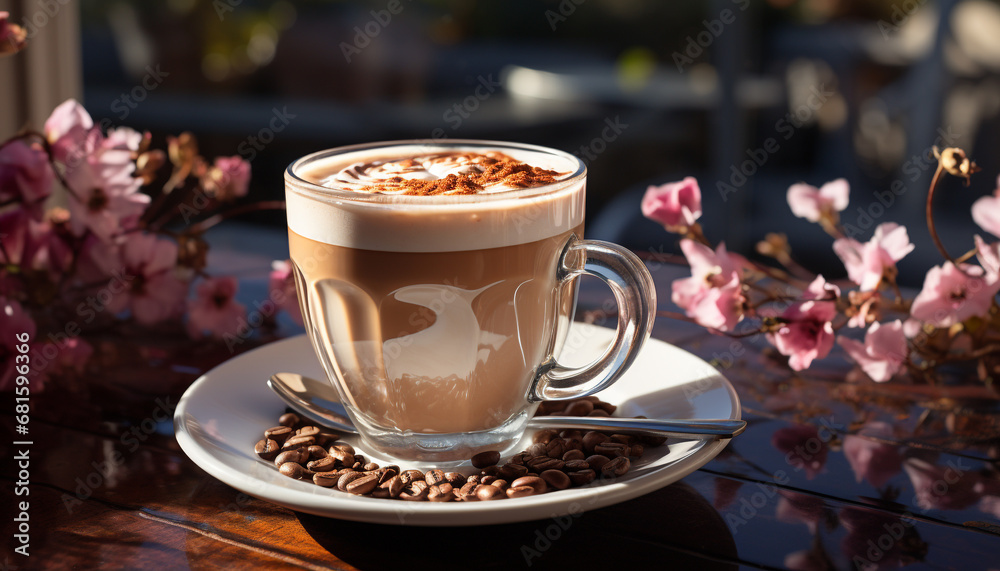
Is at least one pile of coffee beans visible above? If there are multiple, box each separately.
[253,397,668,502]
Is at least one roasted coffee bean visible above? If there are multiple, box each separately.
[351,461,363,470]
[594,401,617,414]
[499,463,529,480]
[568,469,596,486]
[331,442,356,456]
[328,447,355,467]
[353,454,366,466]
[587,409,610,417]
[314,432,339,447]
[561,430,585,442]
[642,435,668,447]
[306,445,329,460]
[563,459,591,472]
[279,462,310,480]
[401,480,429,501]
[313,471,341,487]
[601,456,630,478]
[540,469,571,490]
[263,426,292,445]
[481,465,502,477]
[610,434,633,445]
[585,454,611,472]
[282,435,316,451]
[457,481,479,500]
[510,475,547,495]
[629,444,645,458]
[345,473,379,495]
[425,469,446,486]
[428,483,455,502]
[527,443,547,457]
[562,449,585,462]
[490,479,509,491]
[527,457,565,472]
[275,449,308,466]
[337,471,363,492]
[594,442,630,458]
[505,486,536,498]
[475,484,505,501]
[544,439,566,459]
[307,456,337,472]
[278,412,300,428]
[563,438,583,452]
[400,469,424,486]
[471,450,501,468]
[372,487,391,498]
[508,452,530,466]
[532,429,560,445]
[255,439,280,461]
[480,475,497,485]
[582,431,609,453]
[296,425,321,438]
[466,474,481,486]
[536,401,563,415]
[445,472,466,487]
[363,462,379,471]
[379,475,405,498]
[564,400,594,416]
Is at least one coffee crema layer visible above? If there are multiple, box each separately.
[321,151,568,196]
[287,145,585,252]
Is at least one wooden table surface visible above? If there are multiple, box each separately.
[3,228,1000,570]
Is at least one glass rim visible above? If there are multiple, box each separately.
[284,139,587,205]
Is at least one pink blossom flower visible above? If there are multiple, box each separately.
[641,177,702,231]
[833,223,914,291]
[1,297,35,391]
[0,140,53,220]
[269,260,303,325]
[842,421,904,488]
[840,507,925,568]
[787,178,849,222]
[838,320,908,383]
[904,458,981,511]
[106,233,187,325]
[0,210,73,292]
[975,235,1000,276]
[972,176,1000,238]
[910,262,1000,327]
[772,423,828,479]
[671,239,746,331]
[186,276,247,339]
[44,99,95,164]
[64,164,149,242]
[203,156,251,201]
[767,275,838,371]
[0,12,27,56]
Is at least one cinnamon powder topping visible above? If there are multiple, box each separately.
[354,152,564,196]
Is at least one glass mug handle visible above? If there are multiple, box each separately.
[529,236,657,402]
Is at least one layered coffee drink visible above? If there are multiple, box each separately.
[286,142,585,459]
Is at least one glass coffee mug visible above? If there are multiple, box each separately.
[284,140,655,461]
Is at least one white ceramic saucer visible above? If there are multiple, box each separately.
[174,323,740,526]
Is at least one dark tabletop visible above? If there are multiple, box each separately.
[3,226,1000,570]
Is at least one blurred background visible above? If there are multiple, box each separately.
[5,0,1000,287]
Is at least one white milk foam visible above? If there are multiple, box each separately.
[286,145,585,253]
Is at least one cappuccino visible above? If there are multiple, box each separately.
[286,142,585,458]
